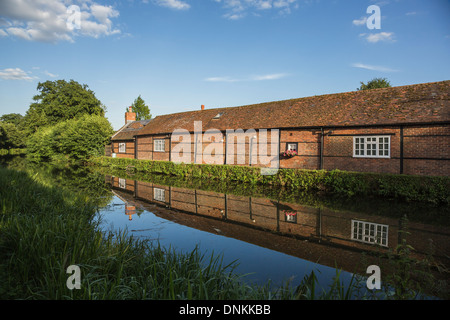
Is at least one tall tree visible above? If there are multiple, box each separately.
[358,78,392,90]
[130,95,152,121]
[23,80,106,134]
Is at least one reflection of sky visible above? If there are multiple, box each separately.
[97,196,359,293]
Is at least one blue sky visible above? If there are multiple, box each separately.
[1,0,449,130]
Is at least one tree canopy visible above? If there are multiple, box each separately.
[130,95,152,121]
[358,78,392,90]
[23,80,106,134]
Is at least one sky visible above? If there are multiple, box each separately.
[0,0,449,131]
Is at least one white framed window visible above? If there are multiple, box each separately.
[351,220,388,247]
[353,136,390,158]
[118,142,126,153]
[154,188,165,202]
[154,139,165,152]
[286,143,298,151]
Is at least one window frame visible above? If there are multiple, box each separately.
[353,135,390,158]
[118,142,126,153]
[351,220,389,247]
[153,139,165,152]
[153,187,165,202]
[286,142,298,152]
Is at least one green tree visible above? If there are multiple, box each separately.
[357,78,392,90]
[26,114,114,162]
[0,121,26,149]
[23,80,106,134]
[130,95,152,120]
[0,113,23,126]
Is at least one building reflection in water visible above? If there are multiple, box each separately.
[105,175,450,277]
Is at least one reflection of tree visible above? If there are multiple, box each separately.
[4,157,114,208]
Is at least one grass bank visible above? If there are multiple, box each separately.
[90,156,450,205]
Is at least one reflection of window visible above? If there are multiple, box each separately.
[119,178,126,189]
[284,211,297,223]
[154,188,165,202]
[353,136,390,158]
[286,143,298,152]
[154,139,165,152]
[351,220,388,246]
[119,143,126,153]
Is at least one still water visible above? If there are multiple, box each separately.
[96,171,450,295]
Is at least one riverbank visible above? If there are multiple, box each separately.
[90,156,450,205]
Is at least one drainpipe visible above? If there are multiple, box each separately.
[320,127,324,170]
[400,126,404,174]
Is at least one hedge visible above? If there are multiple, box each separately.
[89,156,450,205]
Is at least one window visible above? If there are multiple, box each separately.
[353,136,390,158]
[154,188,165,202]
[286,143,298,152]
[213,112,224,119]
[118,178,126,189]
[351,220,388,246]
[118,143,126,153]
[154,139,165,152]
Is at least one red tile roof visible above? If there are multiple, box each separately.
[136,80,450,136]
[111,119,152,141]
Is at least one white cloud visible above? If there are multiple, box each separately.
[44,70,58,78]
[352,63,398,73]
[214,0,299,20]
[0,68,35,81]
[154,0,190,10]
[352,16,367,26]
[205,73,289,82]
[0,0,121,43]
[360,32,395,43]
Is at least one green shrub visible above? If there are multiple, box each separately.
[90,156,450,205]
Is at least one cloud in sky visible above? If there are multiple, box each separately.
[0,68,35,81]
[205,73,289,82]
[214,0,299,20]
[0,0,121,43]
[153,0,190,10]
[351,63,398,73]
[359,32,395,43]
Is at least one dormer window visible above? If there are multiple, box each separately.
[213,112,224,119]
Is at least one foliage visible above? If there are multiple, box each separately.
[91,156,450,205]
[22,79,106,135]
[0,121,26,149]
[0,113,23,126]
[26,115,114,162]
[357,77,392,90]
[130,95,152,121]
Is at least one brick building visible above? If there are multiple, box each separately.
[109,81,450,176]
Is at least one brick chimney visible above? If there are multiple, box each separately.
[125,106,136,124]
[201,105,205,111]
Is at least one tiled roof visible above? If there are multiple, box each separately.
[111,119,152,141]
[136,80,450,136]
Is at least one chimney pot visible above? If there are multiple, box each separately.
[201,105,205,110]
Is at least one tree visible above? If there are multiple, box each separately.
[357,78,392,90]
[0,121,26,149]
[0,113,23,126]
[26,114,114,162]
[130,95,152,120]
[23,80,106,134]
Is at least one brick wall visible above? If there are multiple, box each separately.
[130,123,449,176]
[111,140,135,159]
